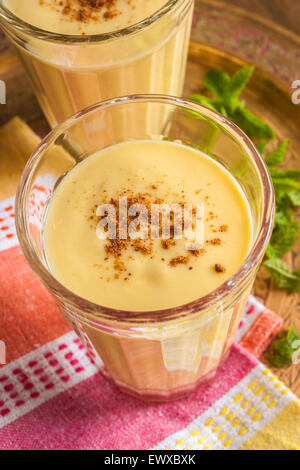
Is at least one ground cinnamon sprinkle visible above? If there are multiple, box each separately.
[169,256,188,267]
[190,248,206,257]
[161,240,176,250]
[104,238,127,257]
[133,239,152,255]
[95,190,156,279]
[207,238,221,246]
[92,188,228,279]
[214,263,226,273]
[57,0,119,24]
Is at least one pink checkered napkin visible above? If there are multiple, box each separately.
[0,194,299,450]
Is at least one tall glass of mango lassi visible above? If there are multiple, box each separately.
[0,0,194,127]
[16,95,274,401]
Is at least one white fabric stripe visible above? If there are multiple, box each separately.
[0,331,99,428]
[235,296,264,342]
[0,176,54,253]
[0,196,18,252]
[153,364,295,450]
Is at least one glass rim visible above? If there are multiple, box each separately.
[15,94,275,323]
[0,0,186,43]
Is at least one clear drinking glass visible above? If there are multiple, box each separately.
[0,0,194,128]
[16,95,274,401]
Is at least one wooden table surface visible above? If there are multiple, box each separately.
[0,0,299,397]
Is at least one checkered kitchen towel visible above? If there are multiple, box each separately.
[0,124,299,450]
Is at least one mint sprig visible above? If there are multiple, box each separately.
[266,220,299,259]
[264,139,290,166]
[269,326,300,367]
[229,106,275,140]
[264,259,300,293]
[263,140,300,288]
[190,66,275,140]
[189,67,299,293]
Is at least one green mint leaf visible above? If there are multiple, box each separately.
[275,205,293,225]
[219,105,229,117]
[204,66,254,112]
[188,94,216,108]
[264,259,300,293]
[269,354,291,368]
[272,178,300,201]
[266,244,276,259]
[287,326,300,345]
[268,220,300,258]
[274,212,289,226]
[288,190,300,207]
[188,94,229,117]
[229,105,275,140]
[226,66,255,110]
[265,139,290,167]
[204,70,231,99]
[256,142,267,157]
[284,170,300,179]
[269,168,300,180]
[273,178,300,191]
[188,94,218,112]
[269,326,300,368]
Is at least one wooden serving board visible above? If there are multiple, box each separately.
[0,22,299,396]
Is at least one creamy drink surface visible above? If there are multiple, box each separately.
[43,140,252,311]
[5,0,168,34]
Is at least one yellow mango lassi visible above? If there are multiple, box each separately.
[43,140,252,311]
[2,0,194,127]
[42,139,253,398]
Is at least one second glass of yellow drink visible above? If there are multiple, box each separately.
[0,0,194,127]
